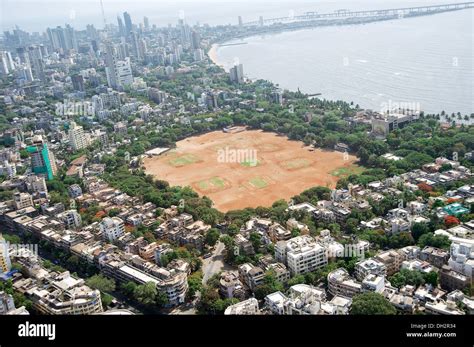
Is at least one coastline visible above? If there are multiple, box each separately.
[207,44,225,69]
[206,29,473,116]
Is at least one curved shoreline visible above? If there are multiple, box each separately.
[208,44,224,68]
[207,10,474,116]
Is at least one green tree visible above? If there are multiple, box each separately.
[187,271,203,299]
[120,281,137,296]
[86,274,116,293]
[254,271,284,300]
[411,223,429,242]
[389,269,425,288]
[134,282,158,306]
[205,228,220,247]
[417,233,451,250]
[249,232,261,253]
[287,274,305,287]
[351,292,396,315]
[423,271,438,287]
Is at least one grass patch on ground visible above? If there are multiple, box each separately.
[196,177,227,192]
[281,158,311,170]
[331,165,364,178]
[168,154,199,167]
[240,159,259,167]
[210,177,226,188]
[249,176,269,189]
[197,181,209,190]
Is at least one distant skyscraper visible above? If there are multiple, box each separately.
[46,26,76,52]
[105,41,133,89]
[191,30,201,50]
[123,12,133,36]
[104,41,119,89]
[117,16,125,37]
[65,24,78,51]
[86,24,99,40]
[16,47,30,66]
[238,16,243,27]
[230,63,244,84]
[193,49,204,62]
[178,19,191,45]
[115,57,133,86]
[27,45,45,81]
[71,74,85,92]
[130,32,142,60]
[27,135,57,180]
[15,64,33,83]
[0,51,15,75]
[56,26,68,51]
[143,16,150,31]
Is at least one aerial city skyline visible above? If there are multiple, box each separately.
[0,1,473,345]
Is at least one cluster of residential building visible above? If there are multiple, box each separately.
[0,246,103,315]
[0,156,220,307]
[219,156,473,315]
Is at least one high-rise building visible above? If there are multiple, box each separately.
[130,32,142,60]
[178,19,191,45]
[15,64,33,83]
[86,24,99,40]
[105,42,133,89]
[123,12,133,36]
[191,30,201,50]
[193,49,204,62]
[104,42,119,89]
[0,51,15,75]
[143,16,150,31]
[229,63,244,84]
[115,57,133,87]
[27,45,45,81]
[16,47,30,65]
[65,24,78,51]
[117,16,125,37]
[71,74,85,92]
[47,26,70,52]
[238,16,243,27]
[68,121,89,151]
[0,234,12,275]
[27,135,57,180]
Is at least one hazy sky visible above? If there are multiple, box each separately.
[1,0,457,32]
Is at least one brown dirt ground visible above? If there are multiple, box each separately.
[143,130,358,212]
